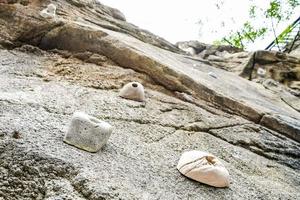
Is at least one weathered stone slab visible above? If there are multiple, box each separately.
[0,42,300,200]
[260,114,300,142]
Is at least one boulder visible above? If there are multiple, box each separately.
[176,40,242,56]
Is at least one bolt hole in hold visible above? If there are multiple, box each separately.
[12,130,21,139]
[132,83,138,87]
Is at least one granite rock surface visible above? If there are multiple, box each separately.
[0,1,299,199]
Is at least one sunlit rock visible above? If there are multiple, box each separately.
[184,47,196,55]
[0,1,300,198]
[208,72,217,78]
[64,112,113,153]
[177,150,230,188]
[176,41,206,55]
[95,0,126,21]
[40,4,56,19]
[174,91,195,103]
[119,82,145,102]
[257,67,266,77]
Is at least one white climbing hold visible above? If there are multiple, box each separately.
[119,82,145,102]
[257,67,266,77]
[64,112,112,153]
[40,4,57,19]
[208,72,217,79]
[177,150,230,188]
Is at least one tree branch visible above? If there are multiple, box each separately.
[237,32,245,49]
[271,18,281,51]
[223,38,234,46]
[244,32,255,42]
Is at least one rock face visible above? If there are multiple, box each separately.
[176,40,242,57]
[0,1,300,199]
[178,41,300,125]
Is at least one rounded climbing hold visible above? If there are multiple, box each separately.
[177,150,230,188]
[64,112,113,153]
[119,82,145,102]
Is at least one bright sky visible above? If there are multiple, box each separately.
[100,0,300,50]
